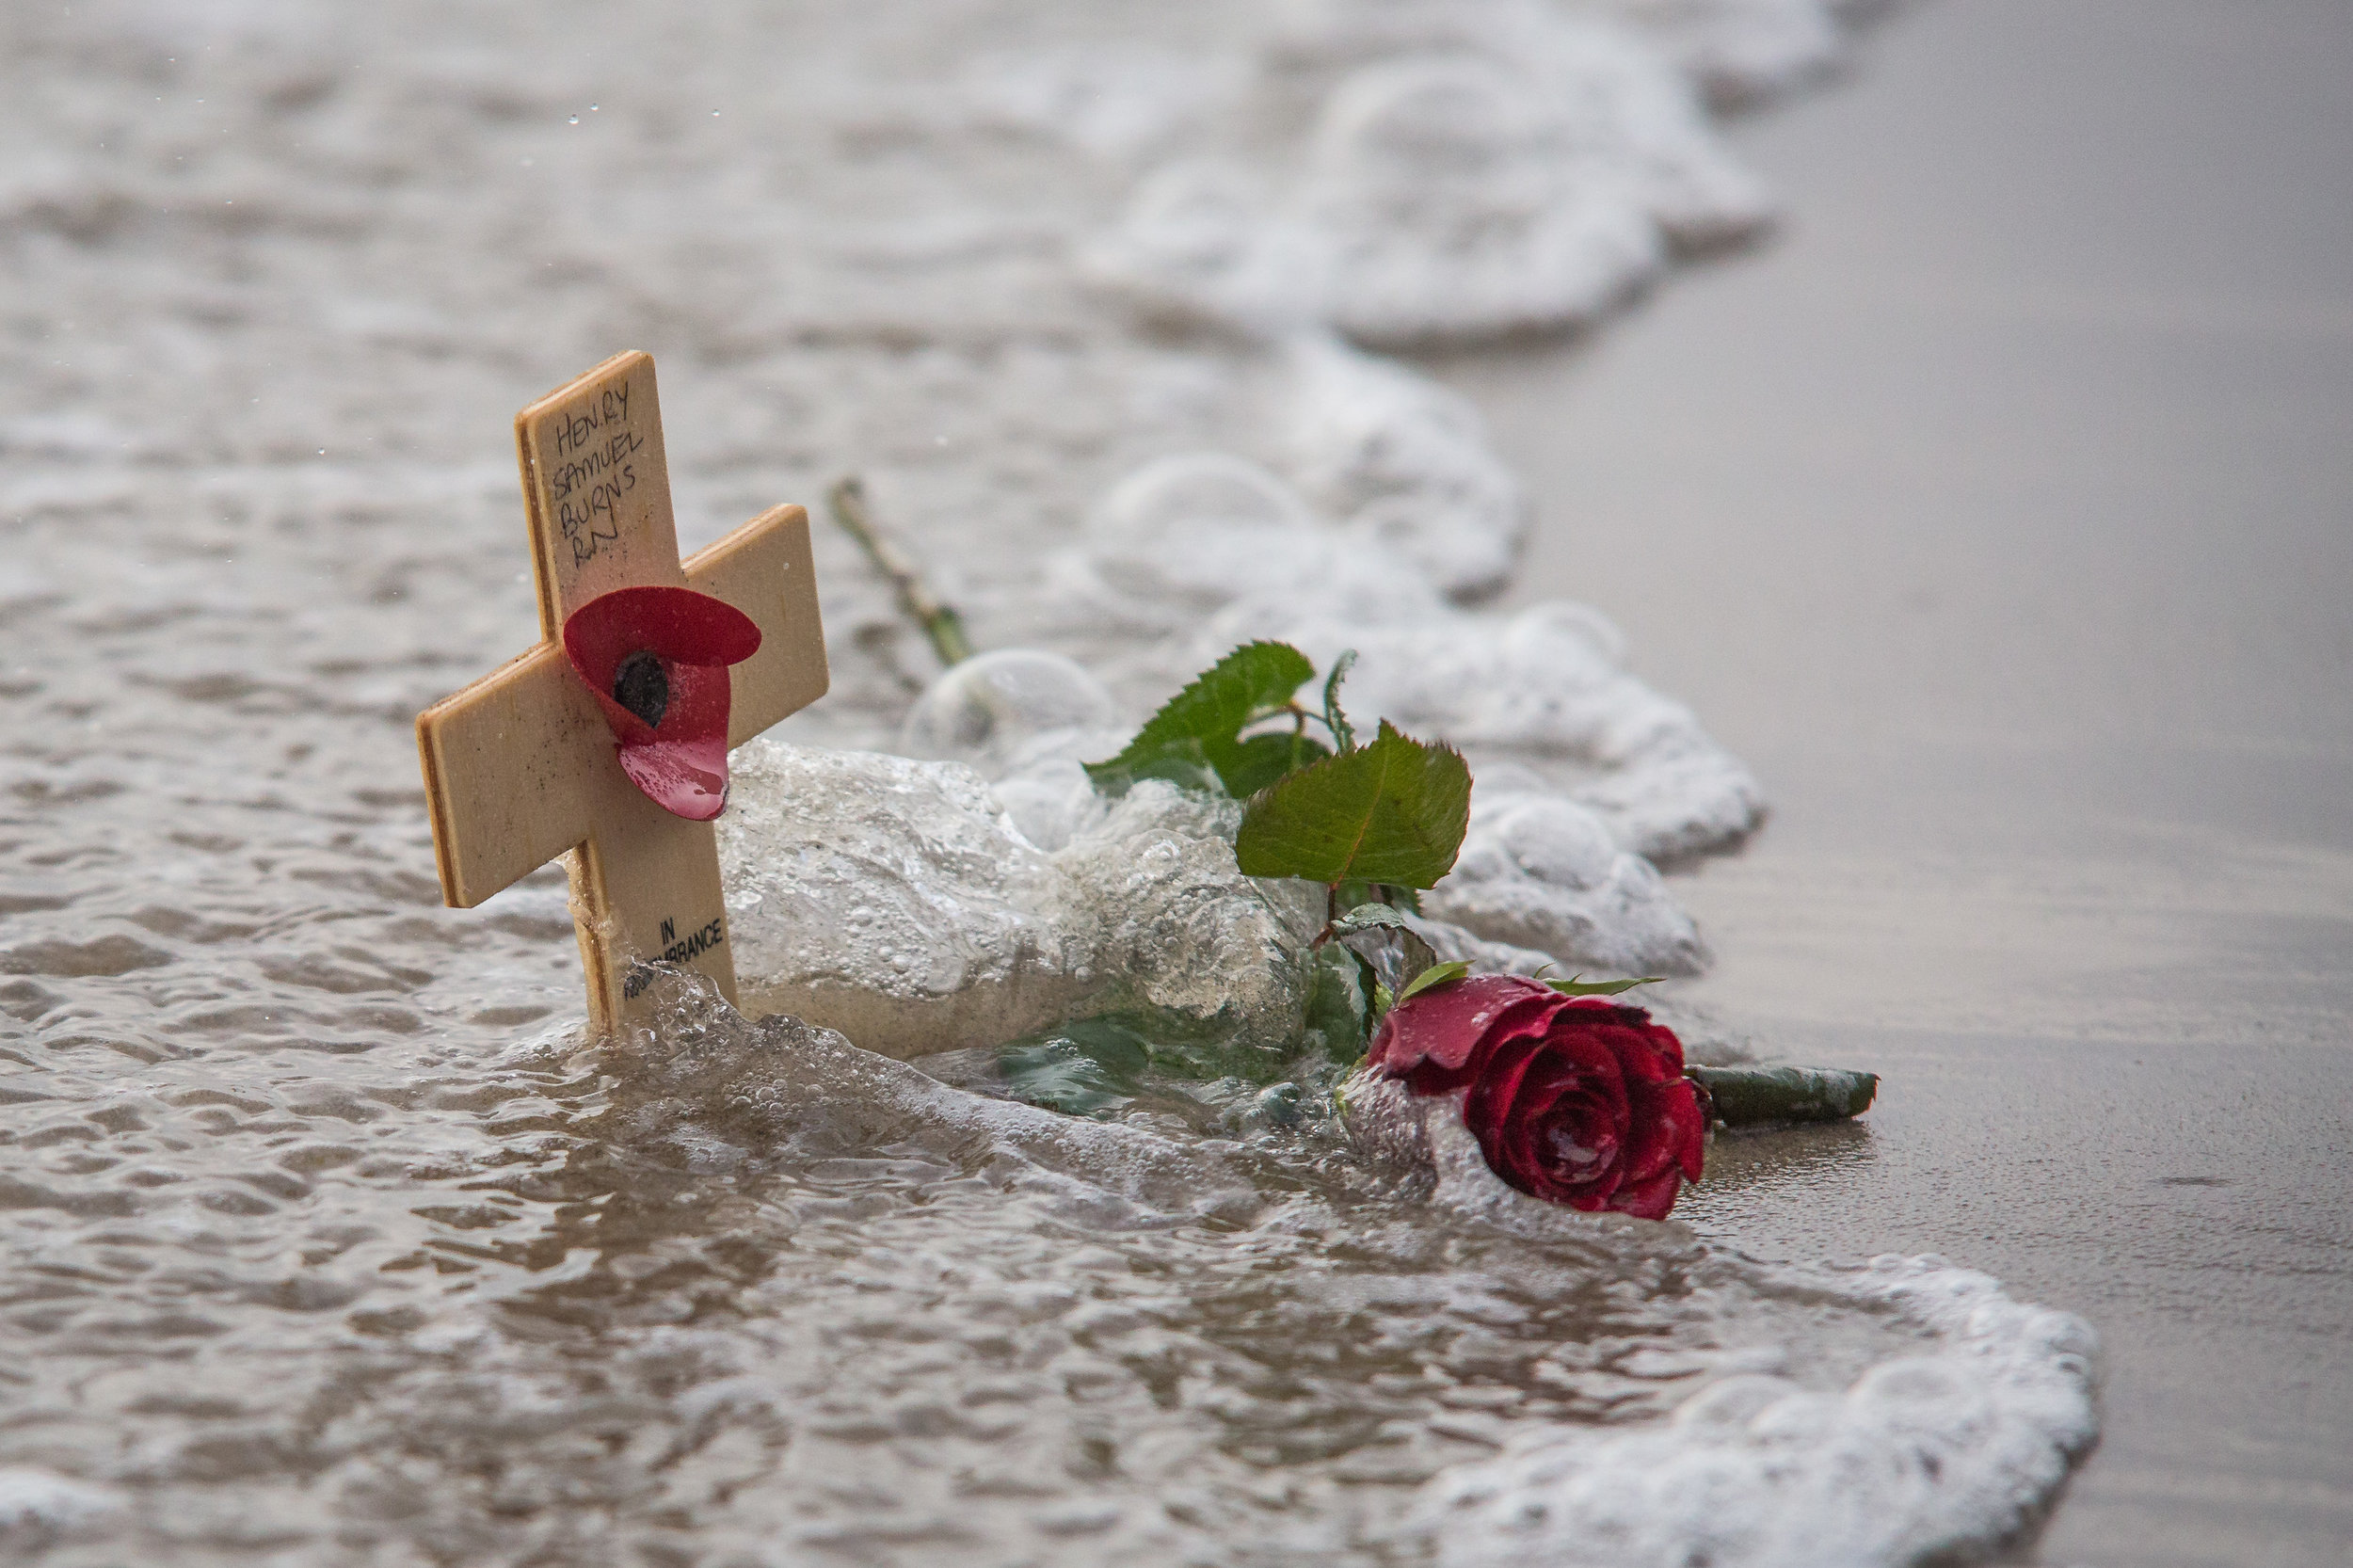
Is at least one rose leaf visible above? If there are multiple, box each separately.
[1085,641,1318,796]
[1321,648,1358,754]
[1216,729,1334,797]
[1233,720,1471,889]
[1686,1064,1880,1126]
[1394,960,1470,1004]
[1332,905,1442,1003]
[1543,974,1663,998]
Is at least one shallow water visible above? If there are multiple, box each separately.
[2,2,2099,1562]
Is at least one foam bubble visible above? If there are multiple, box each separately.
[897,648,1122,773]
[1081,451,1342,612]
[1098,5,1772,347]
[1428,789,1711,974]
[1307,54,1664,344]
[1197,594,1764,861]
[1419,1245,2101,1568]
[1278,335,1529,600]
[1087,159,1330,333]
[954,46,1242,160]
[719,743,1087,1055]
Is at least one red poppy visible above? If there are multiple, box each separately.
[561,585,761,821]
[1368,974,1706,1220]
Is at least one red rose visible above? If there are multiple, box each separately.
[1367,974,1706,1220]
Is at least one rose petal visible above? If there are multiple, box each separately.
[1369,974,1562,1078]
[1463,1033,1546,1161]
[1471,1024,1633,1208]
[1401,1001,1554,1096]
[1561,1000,1684,1085]
[1491,1047,1570,1197]
[1616,1078,1707,1202]
[1525,1059,1627,1205]
[1664,1076,1708,1183]
[1536,1090,1624,1201]
[1604,1164,1685,1221]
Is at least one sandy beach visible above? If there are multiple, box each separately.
[1442,2,2353,1560]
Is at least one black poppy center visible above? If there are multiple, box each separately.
[612,649,669,729]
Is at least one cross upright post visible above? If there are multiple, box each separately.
[415,352,828,1032]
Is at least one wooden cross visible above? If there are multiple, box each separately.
[414,352,828,1032]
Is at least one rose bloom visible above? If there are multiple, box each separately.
[1368,974,1706,1219]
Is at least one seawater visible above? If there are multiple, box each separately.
[0,1,2096,1563]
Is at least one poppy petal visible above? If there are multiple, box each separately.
[560,586,763,820]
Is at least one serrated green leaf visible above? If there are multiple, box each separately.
[1106,738,1225,795]
[1085,641,1317,796]
[1395,960,1469,1003]
[1233,720,1471,888]
[1321,648,1358,754]
[1544,975,1663,998]
[1213,729,1332,797]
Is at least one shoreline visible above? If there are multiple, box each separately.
[1438,3,2353,1562]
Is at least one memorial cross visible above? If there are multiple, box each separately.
[415,352,828,1032]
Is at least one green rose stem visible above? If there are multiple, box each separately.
[825,474,975,669]
[1686,1064,1879,1128]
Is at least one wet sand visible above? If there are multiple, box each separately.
[1436,2,2353,1562]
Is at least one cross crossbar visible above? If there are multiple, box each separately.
[415,353,828,1032]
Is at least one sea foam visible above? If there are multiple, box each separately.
[1342,1079,2102,1568]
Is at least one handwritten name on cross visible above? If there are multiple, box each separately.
[415,352,828,1032]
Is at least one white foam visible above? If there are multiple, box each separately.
[0,1467,121,1546]
[717,742,1091,1057]
[1277,336,1531,600]
[1028,351,1758,867]
[1305,53,1666,344]
[1196,588,1765,861]
[954,45,1244,161]
[1428,786,1711,974]
[1098,1,1773,344]
[1084,160,1332,335]
[1591,0,1857,108]
[1419,1250,2099,1568]
[1078,451,1346,616]
[896,648,1124,775]
[1339,1080,2101,1568]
